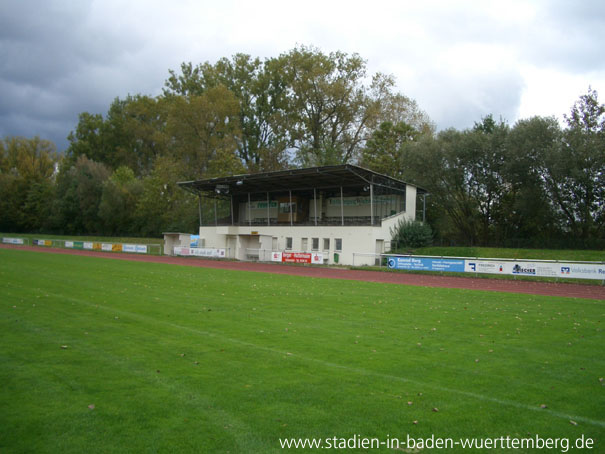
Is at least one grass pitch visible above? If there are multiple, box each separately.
[1,248,603,453]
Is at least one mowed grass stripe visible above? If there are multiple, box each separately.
[1,248,604,453]
[23,289,605,429]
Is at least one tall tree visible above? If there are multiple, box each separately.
[53,156,110,234]
[464,116,509,244]
[66,96,168,175]
[135,156,198,237]
[360,121,420,178]
[165,86,245,179]
[551,87,605,239]
[165,55,289,171]
[98,166,143,236]
[502,116,562,243]
[0,136,57,232]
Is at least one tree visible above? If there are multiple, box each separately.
[165,55,290,171]
[0,136,57,232]
[98,166,143,235]
[361,121,420,178]
[551,87,605,240]
[53,156,110,234]
[136,156,198,237]
[66,96,169,175]
[502,116,562,243]
[463,116,509,244]
[165,86,245,179]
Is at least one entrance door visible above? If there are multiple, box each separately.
[375,239,384,266]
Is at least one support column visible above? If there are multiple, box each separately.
[230,195,234,225]
[313,188,317,226]
[267,192,270,226]
[370,183,374,226]
[423,193,427,223]
[340,186,344,226]
[198,194,202,227]
[289,190,293,226]
[248,193,251,227]
[214,199,217,226]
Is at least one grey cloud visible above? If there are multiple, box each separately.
[520,1,605,72]
[0,0,149,150]
[414,69,525,131]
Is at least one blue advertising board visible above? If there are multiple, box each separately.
[387,256,465,272]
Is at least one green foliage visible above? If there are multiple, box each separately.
[135,156,198,237]
[53,156,110,234]
[0,136,58,232]
[98,167,143,236]
[390,218,433,249]
[165,86,245,178]
[361,121,420,178]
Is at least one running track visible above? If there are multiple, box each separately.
[2,244,604,300]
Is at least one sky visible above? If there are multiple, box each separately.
[1,0,604,152]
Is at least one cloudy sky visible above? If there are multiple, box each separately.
[1,0,604,152]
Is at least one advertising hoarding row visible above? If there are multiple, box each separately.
[63,241,147,253]
[387,256,605,280]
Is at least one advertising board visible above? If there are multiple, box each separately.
[464,259,605,280]
[122,244,137,253]
[173,247,226,258]
[281,252,323,264]
[387,256,465,272]
[2,237,24,245]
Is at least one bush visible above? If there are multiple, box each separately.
[391,219,433,249]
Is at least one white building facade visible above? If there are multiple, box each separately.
[177,165,426,266]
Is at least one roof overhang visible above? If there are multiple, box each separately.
[178,165,428,199]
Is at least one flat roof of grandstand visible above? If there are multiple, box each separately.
[178,164,427,198]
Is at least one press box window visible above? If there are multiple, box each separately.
[286,237,293,249]
[312,238,319,251]
[323,238,330,250]
[335,238,342,251]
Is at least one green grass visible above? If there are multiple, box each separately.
[411,246,605,262]
[1,249,604,453]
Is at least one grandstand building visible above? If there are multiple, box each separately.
[176,165,427,266]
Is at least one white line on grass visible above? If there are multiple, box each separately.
[59,293,605,429]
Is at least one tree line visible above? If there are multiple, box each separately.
[1,46,603,248]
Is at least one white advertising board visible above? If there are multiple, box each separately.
[65,241,74,248]
[123,244,137,253]
[135,245,148,254]
[174,247,225,258]
[83,242,93,250]
[2,237,24,245]
[101,243,113,252]
[464,259,605,280]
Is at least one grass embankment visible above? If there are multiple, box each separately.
[1,248,603,453]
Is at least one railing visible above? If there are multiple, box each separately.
[245,248,274,262]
